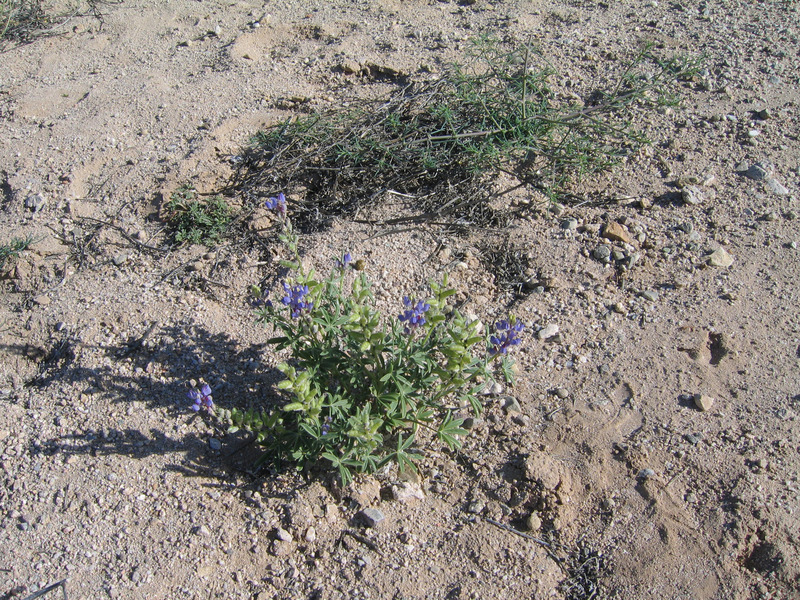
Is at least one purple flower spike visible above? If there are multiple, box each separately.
[489,319,524,356]
[335,252,353,270]
[265,192,287,216]
[281,281,313,318]
[188,383,214,412]
[398,296,430,335]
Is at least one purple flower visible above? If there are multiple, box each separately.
[265,192,287,215]
[489,319,524,355]
[398,296,430,334]
[335,252,352,270]
[281,281,313,318]
[321,416,332,436]
[251,287,273,308]
[188,384,213,412]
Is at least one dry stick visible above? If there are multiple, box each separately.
[484,517,566,572]
[19,579,68,600]
[341,530,383,556]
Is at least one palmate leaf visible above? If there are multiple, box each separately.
[437,412,468,450]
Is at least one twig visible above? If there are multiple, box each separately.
[19,579,68,600]
[485,517,553,549]
[484,517,567,572]
[340,530,383,555]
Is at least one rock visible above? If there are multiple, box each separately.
[641,290,659,302]
[487,381,504,395]
[525,513,542,532]
[391,482,425,504]
[208,438,222,451]
[358,507,385,528]
[637,468,655,481]
[745,161,773,180]
[33,295,51,306]
[561,218,578,230]
[270,540,293,556]
[685,432,703,445]
[348,477,380,507]
[339,60,361,75]
[593,245,612,261]
[25,193,47,213]
[275,527,293,542]
[538,324,560,340]
[766,177,790,196]
[681,185,705,206]
[694,393,714,411]
[511,414,529,426]
[602,222,633,244]
[707,247,734,268]
[304,527,317,543]
[462,416,482,430]
[500,396,522,414]
[466,500,485,514]
[112,253,130,267]
[194,525,211,537]
[554,387,569,399]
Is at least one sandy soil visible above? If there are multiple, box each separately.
[1,1,799,599]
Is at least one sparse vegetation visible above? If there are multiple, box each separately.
[0,0,122,49]
[231,38,700,231]
[164,185,233,246]
[0,235,33,271]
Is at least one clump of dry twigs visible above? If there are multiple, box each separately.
[228,37,700,232]
[0,0,121,50]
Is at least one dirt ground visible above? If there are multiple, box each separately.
[1,1,799,598]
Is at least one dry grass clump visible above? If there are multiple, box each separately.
[229,38,699,232]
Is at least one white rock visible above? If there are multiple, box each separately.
[538,324,560,340]
[391,482,425,504]
[694,393,714,412]
[707,248,734,268]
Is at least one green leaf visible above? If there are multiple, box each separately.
[266,336,290,345]
[283,402,305,411]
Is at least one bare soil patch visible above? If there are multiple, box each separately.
[1,1,799,599]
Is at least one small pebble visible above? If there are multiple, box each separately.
[641,290,659,302]
[694,393,714,411]
[538,324,560,340]
[637,468,655,481]
[500,396,522,414]
[525,513,542,531]
[467,500,485,514]
[745,161,772,180]
[707,248,734,268]
[359,508,385,528]
[685,432,703,445]
[681,186,704,206]
[208,438,222,451]
[25,193,47,213]
[561,218,578,230]
[593,245,612,261]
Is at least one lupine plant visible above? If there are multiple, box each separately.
[211,194,525,485]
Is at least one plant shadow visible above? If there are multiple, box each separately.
[9,321,293,488]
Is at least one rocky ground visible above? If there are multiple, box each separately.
[1,0,799,599]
